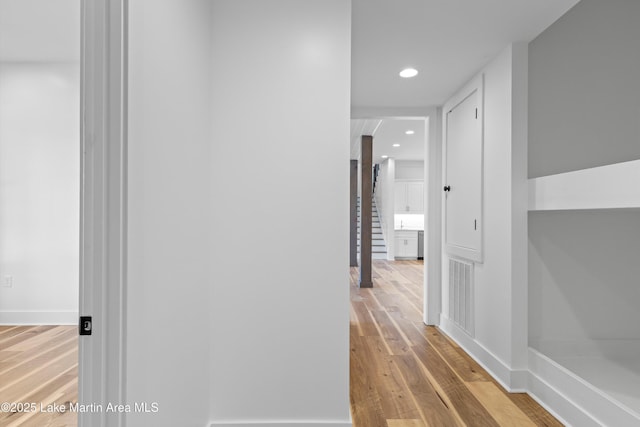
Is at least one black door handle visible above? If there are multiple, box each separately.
[443,185,451,192]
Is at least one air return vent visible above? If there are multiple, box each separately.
[449,258,474,337]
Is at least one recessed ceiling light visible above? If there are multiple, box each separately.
[392,144,400,147]
[399,68,418,78]
[381,155,389,159]
[405,130,415,135]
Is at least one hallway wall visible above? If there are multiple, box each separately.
[441,43,529,388]
[127,0,213,425]
[128,0,352,426]
[209,0,352,424]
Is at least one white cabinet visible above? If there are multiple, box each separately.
[394,181,424,214]
[395,231,418,259]
[444,76,483,262]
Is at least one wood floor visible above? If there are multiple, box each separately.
[0,262,561,427]
[350,260,563,427]
[0,325,77,427]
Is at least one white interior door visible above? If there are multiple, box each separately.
[444,81,483,262]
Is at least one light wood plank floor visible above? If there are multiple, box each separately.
[0,325,78,427]
[0,263,562,427]
[350,260,563,427]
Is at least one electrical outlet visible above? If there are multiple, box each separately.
[3,275,13,288]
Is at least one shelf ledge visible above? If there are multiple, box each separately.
[528,159,640,211]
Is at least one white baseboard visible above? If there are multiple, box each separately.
[528,348,640,427]
[210,421,352,427]
[437,317,640,426]
[439,316,527,392]
[0,310,78,325]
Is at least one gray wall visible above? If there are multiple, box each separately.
[529,210,640,343]
[528,0,640,348]
[528,0,640,179]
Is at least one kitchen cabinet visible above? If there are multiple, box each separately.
[394,230,418,259]
[394,181,424,214]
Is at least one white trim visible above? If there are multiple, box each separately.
[0,311,79,325]
[528,347,640,427]
[528,159,640,211]
[350,108,442,326]
[210,422,352,427]
[439,316,527,392]
[80,1,127,426]
[509,41,530,373]
[424,110,442,325]
[440,319,640,426]
[526,371,590,427]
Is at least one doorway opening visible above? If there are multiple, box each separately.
[350,112,440,325]
[0,1,81,425]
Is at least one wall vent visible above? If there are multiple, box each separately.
[449,258,474,337]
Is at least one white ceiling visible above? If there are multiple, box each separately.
[351,118,426,164]
[351,0,580,161]
[0,0,80,62]
[372,119,426,164]
[351,0,580,108]
[0,0,579,87]
[0,0,580,164]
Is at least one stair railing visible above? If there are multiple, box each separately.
[372,164,380,196]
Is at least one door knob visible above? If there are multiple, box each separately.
[443,185,451,192]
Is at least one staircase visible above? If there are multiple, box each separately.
[357,197,388,260]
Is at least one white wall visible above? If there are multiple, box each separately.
[127,1,212,426]
[394,214,423,231]
[0,0,80,62]
[472,45,514,367]
[0,63,79,324]
[127,2,351,425]
[441,43,529,387]
[395,160,424,180]
[209,1,351,425]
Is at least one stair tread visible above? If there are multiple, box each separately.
[356,201,387,254]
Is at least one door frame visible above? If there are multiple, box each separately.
[79,1,127,426]
[350,107,442,325]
